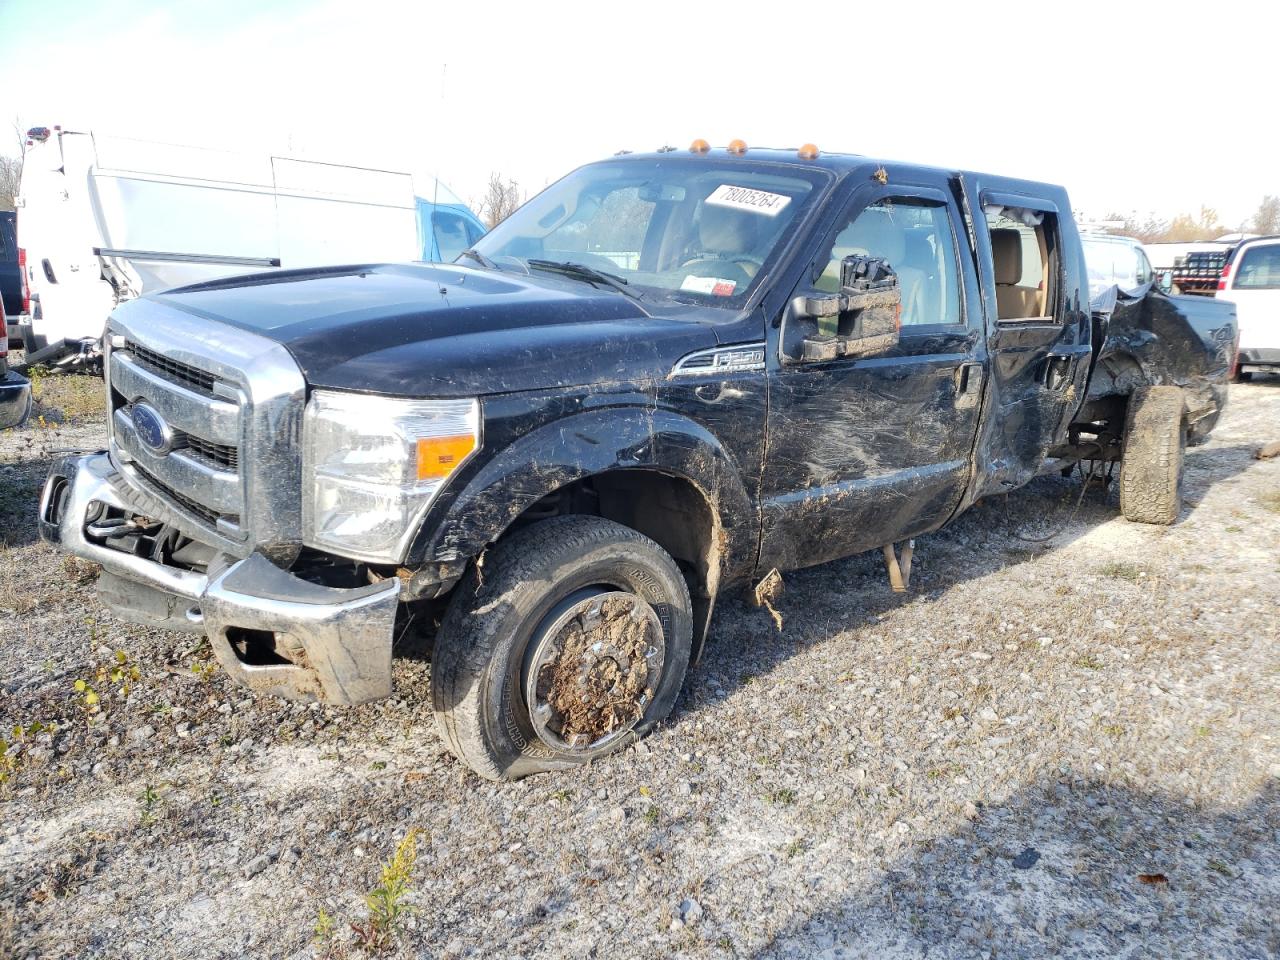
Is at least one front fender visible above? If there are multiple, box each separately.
[408,405,757,587]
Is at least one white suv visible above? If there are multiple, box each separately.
[1217,236,1280,380]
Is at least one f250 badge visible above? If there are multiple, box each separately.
[130,403,174,455]
[670,344,766,378]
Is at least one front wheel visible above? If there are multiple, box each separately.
[431,516,693,780]
[1119,386,1186,525]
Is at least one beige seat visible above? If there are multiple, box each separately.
[681,205,762,286]
[817,209,926,325]
[991,228,1038,319]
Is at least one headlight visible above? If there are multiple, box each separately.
[303,391,480,562]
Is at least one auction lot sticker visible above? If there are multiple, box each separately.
[705,184,791,217]
[681,275,738,296]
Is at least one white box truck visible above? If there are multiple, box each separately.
[14,126,483,361]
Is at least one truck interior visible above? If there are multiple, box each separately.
[986,208,1057,320]
[814,200,961,330]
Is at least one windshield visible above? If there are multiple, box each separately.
[1082,236,1151,298]
[469,158,826,307]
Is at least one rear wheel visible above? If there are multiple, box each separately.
[1119,386,1186,525]
[431,515,693,780]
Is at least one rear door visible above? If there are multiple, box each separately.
[1222,240,1280,354]
[959,177,1092,497]
[758,174,986,572]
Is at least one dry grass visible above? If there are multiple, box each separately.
[1097,560,1145,580]
[27,368,107,424]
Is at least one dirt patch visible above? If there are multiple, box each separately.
[537,595,656,744]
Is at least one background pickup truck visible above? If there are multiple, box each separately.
[39,145,1236,780]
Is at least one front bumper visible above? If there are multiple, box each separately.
[0,369,32,430]
[39,452,400,705]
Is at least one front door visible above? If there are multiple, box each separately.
[758,179,986,572]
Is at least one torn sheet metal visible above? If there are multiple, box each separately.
[1087,283,1236,437]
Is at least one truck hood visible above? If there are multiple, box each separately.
[140,262,721,396]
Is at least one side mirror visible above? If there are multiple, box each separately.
[1157,270,1174,294]
[793,255,901,361]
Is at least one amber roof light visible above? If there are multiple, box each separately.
[689,138,710,154]
[798,143,820,160]
[727,139,747,155]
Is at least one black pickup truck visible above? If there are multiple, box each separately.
[39,145,1235,780]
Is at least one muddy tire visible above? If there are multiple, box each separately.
[431,516,693,781]
[1119,386,1186,525]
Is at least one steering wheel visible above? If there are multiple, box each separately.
[680,257,757,289]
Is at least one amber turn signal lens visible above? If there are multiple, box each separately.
[727,139,747,155]
[417,434,477,481]
[689,138,710,154]
[798,143,820,159]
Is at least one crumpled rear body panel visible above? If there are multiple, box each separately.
[1086,284,1236,435]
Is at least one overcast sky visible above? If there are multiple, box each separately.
[0,0,1272,227]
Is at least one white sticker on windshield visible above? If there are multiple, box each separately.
[681,275,737,297]
[705,184,792,217]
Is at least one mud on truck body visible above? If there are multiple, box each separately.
[40,145,1236,780]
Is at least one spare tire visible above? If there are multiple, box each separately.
[1119,386,1186,525]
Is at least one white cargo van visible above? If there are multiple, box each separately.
[14,126,482,354]
[1216,235,1280,380]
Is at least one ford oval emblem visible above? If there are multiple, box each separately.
[130,403,173,455]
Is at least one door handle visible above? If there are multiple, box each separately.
[1042,354,1074,391]
[955,361,983,395]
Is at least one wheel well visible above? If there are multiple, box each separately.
[509,469,723,602]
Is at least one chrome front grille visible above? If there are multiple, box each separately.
[109,354,244,536]
[133,463,236,527]
[180,432,239,470]
[126,340,218,395]
[104,300,307,560]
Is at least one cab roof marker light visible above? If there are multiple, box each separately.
[727,139,748,156]
[689,138,710,154]
[798,143,820,160]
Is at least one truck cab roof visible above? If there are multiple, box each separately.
[608,146,1072,207]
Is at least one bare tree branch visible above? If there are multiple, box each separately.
[479,173,523,229]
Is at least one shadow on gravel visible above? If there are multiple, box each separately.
[749,779,1279,959]
[685,435,1271,718]
[0,451,60,549]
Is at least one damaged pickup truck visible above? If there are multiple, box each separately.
[39,144,1236,780]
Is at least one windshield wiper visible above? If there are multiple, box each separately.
[526,259,642,300]
[459,248,499,270]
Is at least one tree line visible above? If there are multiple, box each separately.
[1103,196,1280,244]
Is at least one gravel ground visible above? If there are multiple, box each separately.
[2,374,1278,960]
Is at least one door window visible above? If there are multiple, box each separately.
[1234,243,1280,289]
[815,199,961,328]
[984,206,1058,320]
